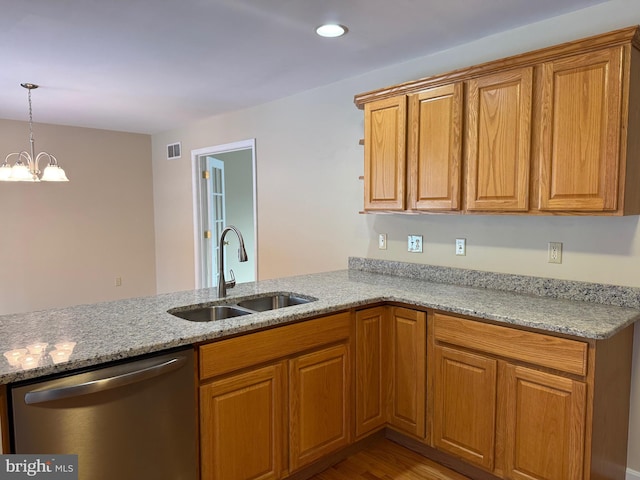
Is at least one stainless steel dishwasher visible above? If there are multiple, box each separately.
[9,347,197,480]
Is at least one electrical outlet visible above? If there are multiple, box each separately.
[115,276,122,287]
[408,235,423,253]
[378,233,387,250]
[456,238,466,256]
[548,242,562,264]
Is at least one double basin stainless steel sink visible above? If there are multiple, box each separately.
[168,293,316,322]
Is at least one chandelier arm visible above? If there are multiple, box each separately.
[4,152,33,165]
[35,152,56,170]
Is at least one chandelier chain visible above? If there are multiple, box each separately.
[27,87,34,144]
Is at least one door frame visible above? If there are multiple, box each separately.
[191,139,258,289]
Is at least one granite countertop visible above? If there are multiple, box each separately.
[1,266,639,385]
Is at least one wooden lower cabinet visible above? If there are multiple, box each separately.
[354,307,387,438]
[354,306,427,440]
[388,307,427,439]
[432,354,588,480]
[289,344,350,471]
[200,363,285,480]
[198,312,352,480]
[433,344,497,470]
[430,312,585,478]
[429,312,632,480]
[504,365,586,480]
[197,306,633,480]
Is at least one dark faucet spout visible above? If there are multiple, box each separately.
[217,225,248,298]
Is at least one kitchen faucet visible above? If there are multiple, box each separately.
[217,225,248,297]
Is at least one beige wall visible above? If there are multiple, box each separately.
[0,120,156,315]
[151,0,640,471]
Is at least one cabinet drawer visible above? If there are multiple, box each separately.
[433,313,588,376]
[199,312,351,380]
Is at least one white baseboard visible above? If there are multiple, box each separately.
[628,468,640,480]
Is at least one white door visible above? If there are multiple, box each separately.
[202,157,225,288]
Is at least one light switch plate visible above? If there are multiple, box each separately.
[378,233,387,250]
[408,235,423,253]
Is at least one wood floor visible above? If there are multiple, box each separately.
[308,437,471,480]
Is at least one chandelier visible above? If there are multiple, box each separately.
[0,83,69,182]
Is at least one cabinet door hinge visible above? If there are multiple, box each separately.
[204,230,212,239]
[202,170,210,180]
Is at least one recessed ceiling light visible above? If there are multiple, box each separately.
[316,24,348,38]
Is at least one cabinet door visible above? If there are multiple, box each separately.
[466,67,533,211]
[388,307,426,439]
[289,343,350,471]
[200,363,285,480]
[364,96,407,210]
[504,365,586,480]
[355,307,387,438]
[538,47,623,211]
[408,83,463,211]
[433,345,497,471]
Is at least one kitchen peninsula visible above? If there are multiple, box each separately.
[1,258,638,480]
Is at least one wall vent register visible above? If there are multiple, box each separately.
[167,142,181,160]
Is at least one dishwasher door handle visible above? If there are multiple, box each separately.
[24,355,187,405]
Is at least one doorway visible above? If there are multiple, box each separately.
[192,139,257,289]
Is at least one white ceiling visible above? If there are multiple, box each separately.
[0,0,611,134]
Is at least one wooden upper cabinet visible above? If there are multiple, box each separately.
[466,68,533,211]
[408,83,463,211]
[356,26,640,215]
[364,96,407,210]
[538,47,623,212]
